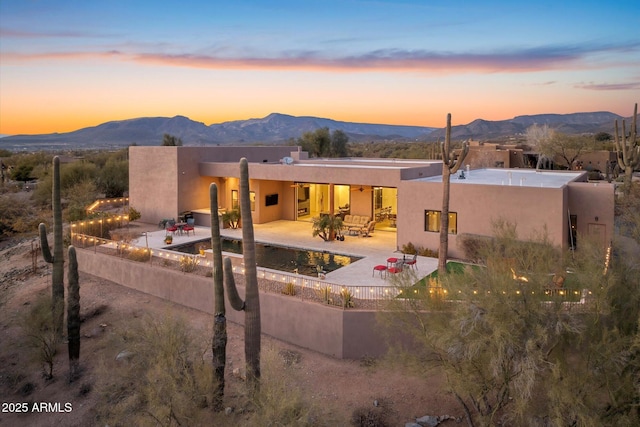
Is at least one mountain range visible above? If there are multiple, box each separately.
[0,111,623,151]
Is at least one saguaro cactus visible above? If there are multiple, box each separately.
[67,245,80,379]
[39,156,64,334]
[438,114,469,275]
[224,158,261,391]
[210,183,227,410]
[614,103,638,193]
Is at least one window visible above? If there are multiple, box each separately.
[231,190,238,210]
[425,210,457,234]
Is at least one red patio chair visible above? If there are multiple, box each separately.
[387,260,404,276]
[372,265,387,278]
[166,221,178,235]
[182,224,195,236]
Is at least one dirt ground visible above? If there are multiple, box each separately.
[0,234,460,426]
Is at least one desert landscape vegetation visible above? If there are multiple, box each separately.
[1,114,640,427]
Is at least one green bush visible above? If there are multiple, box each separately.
[22,294,62,379]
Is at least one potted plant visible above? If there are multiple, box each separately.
[221,209,241,229]
[164,234,173,245]
[311,214,343,242]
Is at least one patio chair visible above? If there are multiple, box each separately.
[165,219,178,235]
[360,221,376,237]
[372,264,387,278]
[403,253,417,270]
[182,223,195,236]
[386,260,404,276]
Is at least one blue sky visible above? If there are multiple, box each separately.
[1,0,639,134]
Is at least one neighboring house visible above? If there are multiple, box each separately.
[129,146,614,259]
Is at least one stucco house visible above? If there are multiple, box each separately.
[129,146,614,259]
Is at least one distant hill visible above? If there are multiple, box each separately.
[0,111,624,151]
[0,113,436,151]
[428,111,622,140]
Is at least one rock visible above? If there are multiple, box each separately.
[405,423,422,427]
[225,407,233,415]
[373,399,379,407]
[115,350,133,362]
[416,415,440,427]
[232,367,245,380]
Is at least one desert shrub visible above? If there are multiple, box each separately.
[457,233,493,263]
[350,402,391,427]
[23,294,62,379]
[0,193,44,239]
[401,242,417,255]
[401,242,438,258]
[282,282,297,296]
[96,314,214,426]
[247,345,325,426]
[179,255,199,272]
[341,288,354,308]
[127,248,150,262]
[317,286,332,304]
[126,206,141,222]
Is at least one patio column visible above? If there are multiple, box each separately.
[329,183,335,215]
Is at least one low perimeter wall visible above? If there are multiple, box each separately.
[76,248,391,359]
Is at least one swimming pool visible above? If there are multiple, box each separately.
[168,238,362,276]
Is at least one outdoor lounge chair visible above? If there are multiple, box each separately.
[360,220,376,237]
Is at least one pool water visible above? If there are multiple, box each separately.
[168,238,362,276]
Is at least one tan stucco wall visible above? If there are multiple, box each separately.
[75,249,388,358]
[130,146,295,224]
[397,180,568,258]
[568,182,615,247]
[129,146,180,224]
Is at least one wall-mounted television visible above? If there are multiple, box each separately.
[265,193,279,206]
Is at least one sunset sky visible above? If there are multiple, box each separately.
[1,0,639,136]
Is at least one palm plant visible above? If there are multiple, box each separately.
[311,214,343,241]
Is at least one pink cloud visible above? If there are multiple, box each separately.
[3,41,638,74]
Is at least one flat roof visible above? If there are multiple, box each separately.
[293,157,440,170]
[415,168,585,188]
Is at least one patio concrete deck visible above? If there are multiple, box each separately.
[139,220,438,287]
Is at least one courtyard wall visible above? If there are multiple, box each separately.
[75,248,390,359]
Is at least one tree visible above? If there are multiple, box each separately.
[594,131,612,142]
[330,129,349,157]
[438,114,468,275]
[162,133,183,146]
[540,132,592,170]
[297,127,349,157]
[23,294,61,380]
[525,124,553,170]
[384,221,640,426]
[96,158,128,197]
[614,103,639,193]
